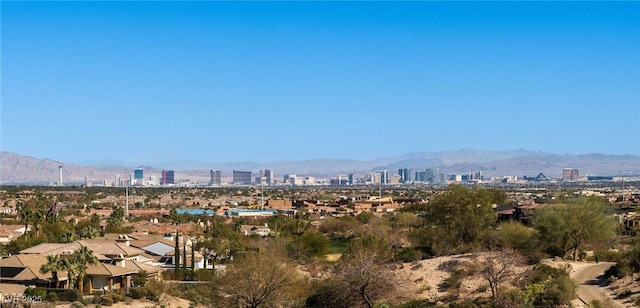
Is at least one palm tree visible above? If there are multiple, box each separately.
[40,254,62,288]
[17,206,32,236]
[59,258,80,290]
[29,210,45,237]
[72,246,99,294]
[61,230,76,243]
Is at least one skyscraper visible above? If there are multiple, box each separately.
[134,168,144,184]
[210,170,221,185]
[58,165,63,186]
[232,170,252,185]
[380,170,388,184]
[425,168,442,184]
[257,169,274,185]
[563,168,580,181]
[398,168,412,183]
[162,170,175,185]
[264,169,273,184]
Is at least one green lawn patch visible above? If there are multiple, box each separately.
[327,239,349,255]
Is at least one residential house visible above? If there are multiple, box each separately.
[0,254,69,288]
[239,224,271,237]
[85,262,138,293]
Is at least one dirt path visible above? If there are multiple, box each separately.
[571,262,625,307]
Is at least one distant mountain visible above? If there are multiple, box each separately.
[1,150,639,184]
[0,152,134,184]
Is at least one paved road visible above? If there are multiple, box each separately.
[571,262,624,307]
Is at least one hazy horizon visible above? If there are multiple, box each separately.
[2,2,639,163]
[2,148,638,169]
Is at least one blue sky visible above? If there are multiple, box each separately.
[2,1,639,163]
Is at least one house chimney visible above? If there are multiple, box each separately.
[116,234,130,246]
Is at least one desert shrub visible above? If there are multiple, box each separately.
[397,299,437,307]
[592,249,622,262]
[145,279,166,302]
[193,268,217,281]
[46,292,59,302]
[132,270,148,287]
[605,262,631,279]
[55,290,81,302]
[439,268,467,292]
[532,275,577,307]
[396,247,423,263]
[24,287,47,299]
[100,295,113,306]
[306,278,351,308]
[128,286,148,299]
[70,301,85,308]
[525,263,570,285]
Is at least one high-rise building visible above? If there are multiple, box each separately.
[162,170,175,185]
[379,170,388,184]
[210,170,221,185]
[369,172,382,185]
[563,168,580,181]
[134,168,144,180]
[425,168,442,184]
[114,175,121,187]
[264,169,273,184]
[398,168,413,183]
[58,165,63,186]
[232,170,252,185]
[348,174,355,185]
[258,169,273,185]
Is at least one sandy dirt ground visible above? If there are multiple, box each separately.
[52,295,194,308]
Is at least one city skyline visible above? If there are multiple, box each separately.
[2,2,639,163]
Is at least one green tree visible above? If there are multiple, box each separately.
[168,209,182,225]
[17,206,33,236]
[61,229,76,243]
[174,231,181,278]
[356,212,376,224]
[410,186,498,256]
[59,257,80,290]
[534,197,616,260]
[30,210,45,237]
[494,221,539,252]
[286,231,330,260]
[90,213,100,225]
[107,207,125,226]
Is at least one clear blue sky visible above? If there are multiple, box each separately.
[2,1,639,163]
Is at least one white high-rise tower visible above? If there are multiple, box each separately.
[58,165,64,186]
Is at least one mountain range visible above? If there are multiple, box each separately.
[1,150,639,184]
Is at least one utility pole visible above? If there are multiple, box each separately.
[379,178,382,207]
[125,179,129,217]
